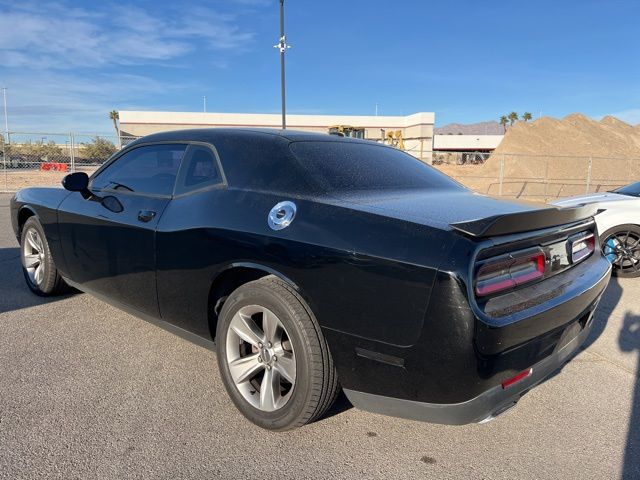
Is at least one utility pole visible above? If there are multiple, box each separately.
[203,96,207,113]
[2,88,8,142]
[274,0,290,129]
[2,88,6,188]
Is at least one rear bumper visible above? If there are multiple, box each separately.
[344,307,596,425]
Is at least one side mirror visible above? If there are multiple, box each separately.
[62,172,89,193]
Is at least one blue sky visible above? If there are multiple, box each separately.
[0,0,639,134]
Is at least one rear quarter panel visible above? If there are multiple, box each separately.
[595,201,640,234]
[155,187,457,347]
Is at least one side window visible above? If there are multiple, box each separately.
[92,144,187,196]
[175,145,223,194]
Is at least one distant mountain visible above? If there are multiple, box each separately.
[435,121,504,135]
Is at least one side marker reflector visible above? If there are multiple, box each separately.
[501,368,533,389]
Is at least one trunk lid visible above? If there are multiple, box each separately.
[332,188,596,237]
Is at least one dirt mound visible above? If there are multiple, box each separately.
[491,113,640,159]
[440,113,640,200]
[600,115,633,131]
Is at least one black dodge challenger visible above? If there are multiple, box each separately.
[10,128,611,430]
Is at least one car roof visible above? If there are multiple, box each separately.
[127,127,373,147]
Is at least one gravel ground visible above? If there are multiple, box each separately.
[0,193,638,479]
[0,168,98,194]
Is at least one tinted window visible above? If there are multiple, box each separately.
[214,133,313,193]
[290,141,462,192]
[175,145,222,194]
[613,182,640,197]
[92,144,187,196]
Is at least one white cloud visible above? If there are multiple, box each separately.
[0,1,256,68]
[2,71,200,132]
[0,1,262,132]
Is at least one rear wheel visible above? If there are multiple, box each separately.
[20,216,69,295]
[216,276,339,430]
[600,225,640,278]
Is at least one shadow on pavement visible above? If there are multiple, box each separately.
[590,277,640,478]
[620,310,640,479]
[582,276,623,351]
[321,390,353,420]
[0,247,75,314]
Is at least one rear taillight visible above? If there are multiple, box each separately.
[475,249,546,297]
[570,232,595,263]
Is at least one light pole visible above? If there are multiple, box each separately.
[203,95,207,113]
[274,0,290,129]
[2,87,8,141]
[2,87,6,186]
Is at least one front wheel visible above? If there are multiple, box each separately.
[20,216,69,295]
[216,276,339,430]
[600,225,640,278]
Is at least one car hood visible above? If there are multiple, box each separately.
[329,188,590,234]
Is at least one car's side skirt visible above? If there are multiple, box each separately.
[63,276,216,352]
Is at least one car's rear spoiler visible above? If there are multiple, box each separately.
[450,203,598,238]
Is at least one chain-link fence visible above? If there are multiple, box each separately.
[433,152,640,202]
[432,151,492,166]
[1,132,125,193]
[2,134,639,203]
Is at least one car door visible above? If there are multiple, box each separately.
[154,143,227,337]
[57,143,188,317]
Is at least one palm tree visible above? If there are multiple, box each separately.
[522,112,532,122]
[499,115,508,133]
[508,111,519,126]
[109,110,121,148]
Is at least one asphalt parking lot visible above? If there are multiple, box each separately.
[0,192,638,480]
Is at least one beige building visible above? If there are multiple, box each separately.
[433,134,503,152]
[118,111,435,161]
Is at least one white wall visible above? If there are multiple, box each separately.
[433,134,503,151]
[118,110,436,161]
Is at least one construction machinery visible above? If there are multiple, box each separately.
[328,125,366,139]
[385,130,405,150]
[328,125,407,152]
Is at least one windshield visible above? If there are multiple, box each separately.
[612,182,640,197]
[290,141,463,193]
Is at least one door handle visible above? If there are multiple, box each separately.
[138,210,156,223]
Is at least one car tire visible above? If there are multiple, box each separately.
[20,216,69,296]
[600,224,640,278]
[216,275,339,431]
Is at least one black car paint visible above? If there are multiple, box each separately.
[10,128,612,423]
[57,191,171,317]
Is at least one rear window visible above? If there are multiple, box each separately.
[175,145,223,194]
[290,141,461,192]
